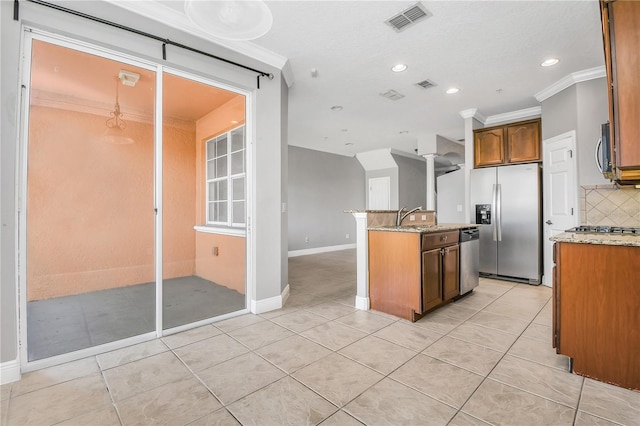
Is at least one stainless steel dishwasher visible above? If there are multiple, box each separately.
[459,227,480,296]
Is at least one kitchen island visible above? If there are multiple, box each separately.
[368,224,478,322]
[551,230,640,390]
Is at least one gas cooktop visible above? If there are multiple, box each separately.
[568,225,640,235]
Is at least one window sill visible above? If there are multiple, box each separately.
[193,225,246,237]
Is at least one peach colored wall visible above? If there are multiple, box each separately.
[195,233,246,294]
[27,106,197,300]
[163,123,197,280]
[194,95,247,292]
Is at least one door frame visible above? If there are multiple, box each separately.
[17,29,254,372]
[542,130,579,287]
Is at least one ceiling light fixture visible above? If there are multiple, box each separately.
[345,142,354,146]
[331,105,343,111]
[446,87,459,94]
[541,58,560,67]
[184,0,273,41]
[391,64,408,72]
[103,72,138,145]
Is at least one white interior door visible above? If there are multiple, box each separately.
[543,131,579,286]
[368,177,390,210]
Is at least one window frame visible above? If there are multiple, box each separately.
[205,125,246,227]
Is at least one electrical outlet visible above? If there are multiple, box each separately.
[212,247,219,256]
[421,214,427,220]
[456,204,463,212]
[345,233,350,239]
[409,215,415,221]
[305,236,309,243]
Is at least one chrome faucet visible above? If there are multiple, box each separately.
[396,206,423,226]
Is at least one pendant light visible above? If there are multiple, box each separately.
[103,70,139,145]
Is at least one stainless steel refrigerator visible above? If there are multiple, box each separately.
[470,163,542,284]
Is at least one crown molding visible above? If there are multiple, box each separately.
[535,66,606,102]
[102,0,293,87]
[484,106,542,126]
[459,108,487,124]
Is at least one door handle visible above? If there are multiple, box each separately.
[546,220,553,225]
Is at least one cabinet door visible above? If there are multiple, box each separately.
[442,244,460,301]
[506,120,540,163]
[610,0,640,170]
[474,128,504,167]
[422,248,442,312]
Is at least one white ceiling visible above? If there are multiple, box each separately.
[113,0,605,157]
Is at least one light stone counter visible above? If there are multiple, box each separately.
[368,224,478,233]
[551,232,640,247]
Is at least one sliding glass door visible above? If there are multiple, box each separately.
[25,39,157,361]
[22,34,249,366]
[161,72,247,331]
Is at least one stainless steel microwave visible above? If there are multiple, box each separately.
[596,122,614,180]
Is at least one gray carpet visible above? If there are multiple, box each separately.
[27,276,245,361]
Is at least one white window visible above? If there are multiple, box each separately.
[206,126,245,227]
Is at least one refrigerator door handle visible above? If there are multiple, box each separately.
[492,184,498,241]
[496,183,502,241]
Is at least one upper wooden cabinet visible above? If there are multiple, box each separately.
[474,118,541,168]
[601,0,640,183]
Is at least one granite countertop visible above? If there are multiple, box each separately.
[551,232,640,247]
[368,223,478,233]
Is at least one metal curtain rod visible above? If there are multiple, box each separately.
[14,0,275,88]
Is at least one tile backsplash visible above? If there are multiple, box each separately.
[581,185,640,227]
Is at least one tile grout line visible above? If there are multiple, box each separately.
[446,292,575,424]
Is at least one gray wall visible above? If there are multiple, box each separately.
[576,78,610,186]
[1,1,286,363]
[541,78,609,187]
[288,146,364,251]
[280,78,289,291]
[393,154,427,209]
[365,168,399,209]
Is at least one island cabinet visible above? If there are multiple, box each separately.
[368,230,459,322]
[474,118,541,168]
[553,242,640,390]
[601,0,640,183]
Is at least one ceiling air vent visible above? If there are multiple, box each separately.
[385,3,432,32]
[380,89,405,101]
[415,79,437,89]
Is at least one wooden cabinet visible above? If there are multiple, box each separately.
[553,241,640,390]
[474,128,504,167]
[368,230,459,322]
[422,244,459,311]
[474,119,541,168]
[601,0,640,183]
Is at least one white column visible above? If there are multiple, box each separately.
[351,212,370,310]
[423,154,436,211]
[459,109,485,223]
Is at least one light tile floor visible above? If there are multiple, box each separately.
[3,249,640,425]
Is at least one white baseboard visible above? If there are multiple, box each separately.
[355,295,370,311]
[0,359,21,384]
[251,284,290,314]
[288,243,356,258]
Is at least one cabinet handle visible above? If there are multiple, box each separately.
[441,235,448,241]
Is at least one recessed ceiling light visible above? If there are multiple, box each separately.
[399,130,409,134]
[231,120,238,124]
[391,64,408,73]
[541,58,559,67]
[446,88,459,94]
[341,129,348,132]
[331,105,343,111]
